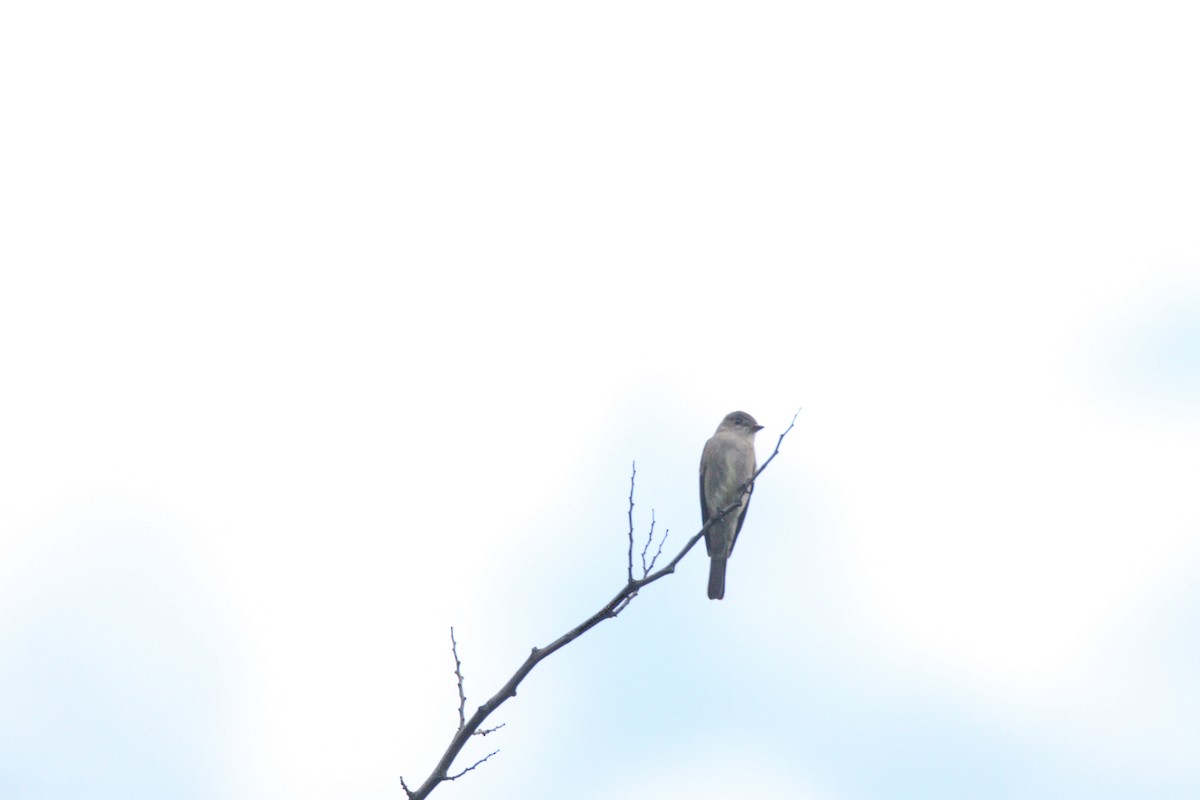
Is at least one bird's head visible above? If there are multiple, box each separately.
[719,411,764,435]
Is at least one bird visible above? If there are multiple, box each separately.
[699,411,764,600]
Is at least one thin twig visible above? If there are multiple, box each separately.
[626,462,636,583]
[638,510,656,576]
[446,750,499,781]
[399,409,800,800]
[450,628,466,730]
[474,723,506,737]
[648,527,668,573]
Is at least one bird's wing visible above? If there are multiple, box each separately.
[699,438,714,522]
[727,476,754,557]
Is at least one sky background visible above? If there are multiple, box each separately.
[2,2,1199,799]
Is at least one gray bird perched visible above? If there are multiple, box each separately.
[699,411,764,600]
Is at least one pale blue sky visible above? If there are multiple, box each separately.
[2,2,1199,799]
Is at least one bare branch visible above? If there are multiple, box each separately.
[450,628,466,730]
[445,749,499,781]
[400,409,800,800]
[755,408,800,479]
[648,526,668,573]
[473,723,506,737]
[638,509,657,576]
[626,462,636,583]
[610,593,635,617]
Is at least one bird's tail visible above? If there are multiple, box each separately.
[707,558,727,600]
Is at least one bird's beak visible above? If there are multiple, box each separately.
[752,424,765,432]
